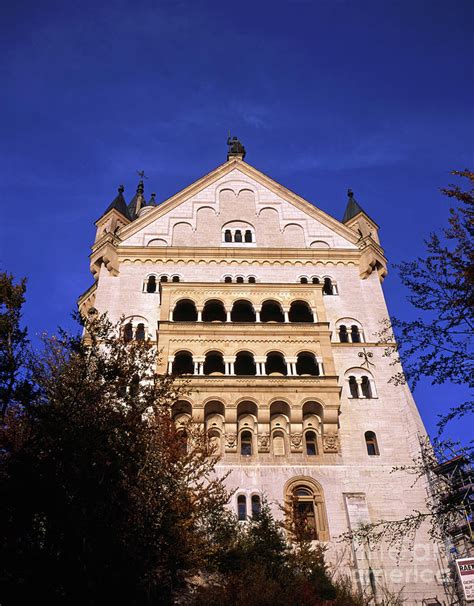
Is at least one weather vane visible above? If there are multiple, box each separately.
[136,170,148,180]
[358,348,375,369]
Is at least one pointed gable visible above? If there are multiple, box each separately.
[118,159,359,250]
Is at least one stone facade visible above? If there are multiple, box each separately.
[79,154,449,604]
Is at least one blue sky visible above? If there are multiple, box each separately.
[1,0,472,442]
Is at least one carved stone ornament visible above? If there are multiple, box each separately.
[290,433,303,449]
[225,433,237,450]
[257,433,270,452]
[323,433,340,453]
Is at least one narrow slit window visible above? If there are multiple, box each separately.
[237,495,247,521]
[251,495,261,517]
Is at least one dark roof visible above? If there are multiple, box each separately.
[127,179,145,220]
[342,189,368,223]
[142,192,157,207]
[103,185,130,219]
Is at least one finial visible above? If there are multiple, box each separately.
[227,135,246,160]
[137,180,144,195]
[118,184,125,194]
[150,192,156,205]
[348,188,354,198]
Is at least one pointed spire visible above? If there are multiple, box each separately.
[127,173,147,220]
[343,188,366,223]
[144,192,157,207]
[103,184,129,218]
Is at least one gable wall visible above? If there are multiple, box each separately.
[122,169,357,249]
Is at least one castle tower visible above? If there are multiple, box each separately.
[79,140,447,604]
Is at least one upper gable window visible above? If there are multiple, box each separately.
[222,222,255,244]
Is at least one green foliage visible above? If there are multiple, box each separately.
[1,310,231,605]
[0,271,32,418]
[192,500,359,606]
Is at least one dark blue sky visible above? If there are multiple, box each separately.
[1,0,472,442]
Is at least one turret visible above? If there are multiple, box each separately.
[138,192,158,218]
[90,185,131,278]
[343,189,387,281]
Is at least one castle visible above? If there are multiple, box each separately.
[79,139,448,604]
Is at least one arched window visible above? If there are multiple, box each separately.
[346,369,376,399]
[292,488,317,540]
[173,299,198,322]
[172,351,194,375]
[224,229,232,243]
[305,431,318,456]
[203,351,225,375]
[351,325,361,343]
[323,277,334,295]
[300,277,308,284]
[361,376,372,398]
[172,275,180,283]
[202,300,226,322]
[224,276,232,283]
[286,479,329,541]
[231,300,256,322]
[265,352,287,376]
[235,351,256,376]
[248,276,256,284]
[339,325,349,343]
[240,431,253,456]
[261,300,284,323]
[234,230,242,243]
[289,300,314,323]
[135,323,145,341]
[123,322,133,342]
[311,277,320,284]
[244,229,253,242]
[349,376,359,398]
[273,431,286,456]
[251,495,261,517]
[365,431,379,456]
[236,276,244,284]
[160,275,168,283]
[237,495,247,520]
[295,352,319,376]
[146,275,157,293]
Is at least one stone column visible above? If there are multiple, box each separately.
[167,359,173,374]
[312,308,318,323]
[197,309,203,322]
[194,357,205,376]
[169,310,173,321]
[255,309,261,322]
[283,309,290,323]
[224,356,235,376]
[317,358,324,376]
[255,357,266,376]
[356,378,364,398]
[226,309,232,322]
[286,357,297,376]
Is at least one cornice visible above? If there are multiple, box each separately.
[118,246,360,267]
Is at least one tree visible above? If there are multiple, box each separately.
[0,271,32,418]
[380,169,473,433]
[192,499,353,606]
[0,309,231,605]
[343,171,473,602]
